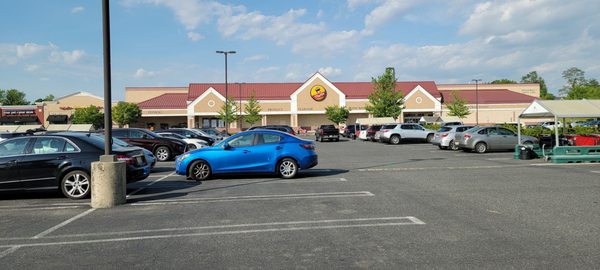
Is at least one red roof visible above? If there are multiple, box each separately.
[138,93,188,109]
[188,81,439,101]
[440,89,536,104]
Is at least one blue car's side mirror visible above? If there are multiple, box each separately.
[223,142,232,150]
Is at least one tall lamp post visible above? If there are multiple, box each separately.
[472,79,482,125]
[216,50,236,134]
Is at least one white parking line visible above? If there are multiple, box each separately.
[130,191,374,206]
[0,246,21,259]
[358,162,600,172]
[0,206,83,212]
[486,158,512,161]
[257,178,348,184]
[591,171,600,174]
[126,172,175,198]
[33,208,96,239]
[0,216,425,249]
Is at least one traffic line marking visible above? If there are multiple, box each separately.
[256,178,348,184]
[129,191,374,206]
[126,172,175,198]
[0,216,425,249]
[33,208,96,239]
[357,162,600,172]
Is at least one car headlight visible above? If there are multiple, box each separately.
[179,153,190,160]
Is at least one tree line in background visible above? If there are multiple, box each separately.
[216,91,263,128]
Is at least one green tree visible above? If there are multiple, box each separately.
[560,67,586,97]
[446,91,471,119]
[521,71,554,100]
[566,85,600,100]
[243,91,262,126]
[71,105,104,129]
[1,89,29,105]
[218,98,238,127]
[34,94,55,103]
[490,79,517,84]
[365,68,404,119]
[324,105,350,126]
[112,102,142,128]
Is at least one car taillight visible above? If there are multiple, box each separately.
[441,133,448,138]
[291,130,296,135]
[382,129,389,133]
[464,134,472,139]
[116,155,135,165]
[300,144,315,150]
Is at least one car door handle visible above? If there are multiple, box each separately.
[243,150,250,154]
[56,155,67,160]
[276,146,283,150]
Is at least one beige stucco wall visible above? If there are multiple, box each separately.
[194,92,225,113]
[251,102,290,113]
[43,94,104,126]
[437,83,540,98]
[142,109,187,116]
[441,103,529,125]
[405,91,436,110]
[125,87,188,104]
[266,115,290,126]
[346,113,370,125]
[346,100,369,111]
[297,114,334,130]
[296,78,341,111]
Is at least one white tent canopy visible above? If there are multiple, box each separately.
[518,99,600,145]
[519,100,600,119]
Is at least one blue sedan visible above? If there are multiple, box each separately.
[175,130,318,180]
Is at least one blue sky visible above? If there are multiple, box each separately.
[1,0,599,101]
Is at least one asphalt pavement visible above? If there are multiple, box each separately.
[1,136,599,269]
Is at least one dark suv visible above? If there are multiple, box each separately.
[112,128,187,161]
[155,128,215,146]
[248,125,295,135]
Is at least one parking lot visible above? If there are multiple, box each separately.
[1,136,600,269]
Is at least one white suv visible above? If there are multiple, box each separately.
[379,123,436,144]
[540,121,562,130]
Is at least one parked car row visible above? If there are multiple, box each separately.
[1,128,319,199]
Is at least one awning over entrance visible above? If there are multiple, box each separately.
[47,114,69,123]
[0,116,39,123]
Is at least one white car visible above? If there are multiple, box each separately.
[157,132,208,150]
[540,121,562,130]
[379,123,436,144]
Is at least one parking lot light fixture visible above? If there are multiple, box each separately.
[216,50,236,134]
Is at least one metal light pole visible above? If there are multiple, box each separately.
[103,0,112,155]
[238,82,242,131]
[216,50,236,134]
[472,79,482,125]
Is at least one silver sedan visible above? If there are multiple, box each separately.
[455,126,538,153]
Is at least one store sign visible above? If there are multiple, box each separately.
[310,85,327,101]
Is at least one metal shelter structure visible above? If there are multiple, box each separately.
[518,99,600,145]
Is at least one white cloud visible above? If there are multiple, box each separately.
[217,8,325,46]
[364,0,416,34]
[16,43,50,58]
[134,68,158,78]
[49,50,85,64]
[71,6,85,13]
[347,0,373,10]
[243,54,267,62]
[318,67,342,77]
[256,66,279,74]
[122,0,213,30]
[292,30,361,55]
[187,31,204,41]
[25,65,39,72]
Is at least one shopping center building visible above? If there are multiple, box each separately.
[125,72,539,131]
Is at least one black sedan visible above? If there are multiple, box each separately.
[0,132,150,199]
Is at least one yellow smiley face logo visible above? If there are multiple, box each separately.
[310,85,327,101]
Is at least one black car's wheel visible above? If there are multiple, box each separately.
[390,135,401,145]
[438,145,444,150]
[426,134,434,143]
[277,158,298,179]
[449,140,459,151]
[190,160,211,181]
[475,142,488,153]
[60,170,91,200]
[155,146,172,161]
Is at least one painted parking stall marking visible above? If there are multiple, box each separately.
[130,191,375,206]
[0,216,425,249]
